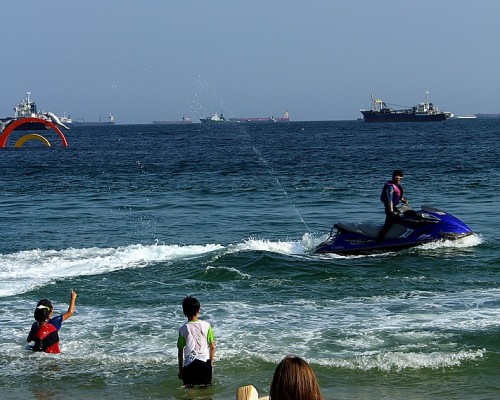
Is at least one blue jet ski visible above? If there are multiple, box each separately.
[314,204,473,255]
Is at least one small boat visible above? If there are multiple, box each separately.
[314,204,473,255]
[59,112,72,124]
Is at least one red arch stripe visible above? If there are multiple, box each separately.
[0,117,68,147]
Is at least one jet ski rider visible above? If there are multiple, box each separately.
[377,170,408,242]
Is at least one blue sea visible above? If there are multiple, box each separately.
[0,119,499,400]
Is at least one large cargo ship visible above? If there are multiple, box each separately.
[474,113,500,119]
[228,111,289,123]
[71,113,115,126]
[152,116,192,125]
[200,111,289,124]
[360,92,450,122]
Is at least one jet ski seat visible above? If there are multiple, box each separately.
[334,222,407,239]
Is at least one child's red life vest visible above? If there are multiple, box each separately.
[33,323,60,354]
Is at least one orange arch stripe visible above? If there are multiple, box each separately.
[15,133,52,147]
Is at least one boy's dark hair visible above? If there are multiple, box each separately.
[392,169,404,178]
[182,296,201,319]
[37,299,53,309]
[34,305,51,323]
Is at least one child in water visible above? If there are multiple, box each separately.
[177,296,215,386]
[27,290,77,353]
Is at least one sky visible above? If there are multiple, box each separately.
[1,0,499,123]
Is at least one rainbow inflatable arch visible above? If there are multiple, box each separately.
[0,117,68,148]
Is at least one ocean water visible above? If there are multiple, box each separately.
[0,119,499,400]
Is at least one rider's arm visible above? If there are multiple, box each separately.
[384,186,394,212]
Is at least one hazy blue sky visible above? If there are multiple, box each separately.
[1,0,498,123]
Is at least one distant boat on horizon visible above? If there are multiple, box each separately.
[474,113,500,119]
[70,113,115,126]
[228,111,289,123]
[360,92,451,122]
[200,111,289,124]
[199,113,227,123]
[152,116,192,125]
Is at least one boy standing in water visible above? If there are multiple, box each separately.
[177,296,215,386]
[27,290,77,353]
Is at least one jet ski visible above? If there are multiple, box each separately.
[314,204,473,255]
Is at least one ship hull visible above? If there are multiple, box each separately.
[361,110,447,122]
[71,122,114,126]
[475,113,500,119]
[200,119,224,124]
[227,117,289,123]
[152,120,192,125]
[201,111,289,124]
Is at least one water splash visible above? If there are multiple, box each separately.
[236,125,311,233]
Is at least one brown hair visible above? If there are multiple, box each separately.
[269,356,323,400]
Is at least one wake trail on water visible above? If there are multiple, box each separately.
[0,233,482,297]
[0,243,224,298]
[0,236,318,297]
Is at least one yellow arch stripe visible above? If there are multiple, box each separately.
[14,133,52,148]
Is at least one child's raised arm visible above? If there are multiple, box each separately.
[62,290,77,321]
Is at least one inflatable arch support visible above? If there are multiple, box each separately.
[15,133,52,147]
[0,117,68,148]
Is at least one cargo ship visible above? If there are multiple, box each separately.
[70,113,115,126]
[152,116,192,125]
[200,111,289,124]
[474,113,500,119]
[228,111,289,123]
[360,92,449,122]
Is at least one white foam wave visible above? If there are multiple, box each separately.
[211,285,500,370]
[0,235,318,298]
[4,287,497,375]
[227,238,304,255]
[0,243,223,297]
[417,233,483,250]
[225,233,323,256]
[314,349,486,371]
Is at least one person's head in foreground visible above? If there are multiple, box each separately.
[269,355,323,400]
